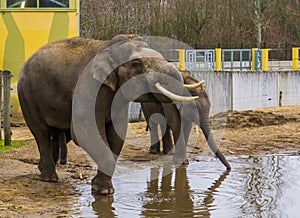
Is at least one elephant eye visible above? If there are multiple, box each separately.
[131,60,142,68]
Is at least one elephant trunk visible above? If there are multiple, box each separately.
[200,117,231,170]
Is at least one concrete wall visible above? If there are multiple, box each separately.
[278,71,300,106]
[193,70,299,112]
[129,70,300,120]
[232,72,278,110]
[191,71,232,114]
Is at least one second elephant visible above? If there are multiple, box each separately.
[141,71,231,169]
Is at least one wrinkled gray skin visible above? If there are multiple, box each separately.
[17,34,187,196]
[141,71,231,170]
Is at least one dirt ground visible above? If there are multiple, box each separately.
[0,105,299,217]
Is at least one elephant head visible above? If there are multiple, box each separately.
[91,34,198,103]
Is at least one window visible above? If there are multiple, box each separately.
[7,0,69,8]
[1,0,76,10]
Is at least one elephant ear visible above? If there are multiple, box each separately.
[92,34,146,91]
[92,49,119,92]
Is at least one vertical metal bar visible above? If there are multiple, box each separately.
[231,51,234,70]
[249,49,252,70]
[221,49,225,71]
[240,50,243,71]
[178,49,185,71]
[292,48,299,70]
[230,71,234,110]
[3,70,11,146]
[216,48,222,71]
[285,41,288,60]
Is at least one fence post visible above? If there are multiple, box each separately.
[262,49,270,71]
[292,48,299,70]
[2,70,11,146]
[215,48,222,71]
[252,48,257,71]
[177,49,185,71]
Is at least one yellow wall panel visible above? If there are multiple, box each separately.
[68,12,79,37]
[0,16,8,69]
[12,12,54,60]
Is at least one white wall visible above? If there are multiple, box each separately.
[278,71,300,106]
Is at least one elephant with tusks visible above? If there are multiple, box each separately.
[17,34,199,196]
[141,71,231,169]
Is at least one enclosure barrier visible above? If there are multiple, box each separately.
[262,49,270,71]
[177,49,186,71]
[0,70,12,146]
[215,48,222,71]
[292,48,300,70]
[185,49,215,71]
[177,48,275,71]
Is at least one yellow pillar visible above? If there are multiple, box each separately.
[177,49,185,71]
[292,48,299,70]
[262,49,270,71]
[252,48,257,70]
[215,48,222,71]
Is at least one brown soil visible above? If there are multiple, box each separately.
[0,105,299,217]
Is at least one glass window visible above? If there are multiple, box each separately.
[7,0,36,8]
[39,0,69,8]
[6,0,69,8]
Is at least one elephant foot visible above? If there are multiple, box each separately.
[92,171,114,196]
[149,144,160,154]
[162,136,173,154]
[38,161,59,182]
[59,158,67,165]
[41,172,59,182]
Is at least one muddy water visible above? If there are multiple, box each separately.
[76,156,300,217]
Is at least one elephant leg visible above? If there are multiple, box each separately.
[161,124,173,154]
[174,131,188,165]
[18,94,58,181]
[92,121,127,196]
[58,130,67,165]
[50,128,67,165]
[183,121,192,148]
[149,121,160,154]
[172,120,189,165]
[51,128,59,164]
[36,126,59,182]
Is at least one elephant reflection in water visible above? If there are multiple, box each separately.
[92,195,115,218]
[142,166,230,217]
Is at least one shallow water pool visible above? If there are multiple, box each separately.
[75,155,300,217]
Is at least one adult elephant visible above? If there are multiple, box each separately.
[17,34,198,196]
[141,71,231,170]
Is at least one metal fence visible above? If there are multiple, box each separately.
[185,50,215,71]
[222,49,252,71]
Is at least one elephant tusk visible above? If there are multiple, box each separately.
[183,80,205,90]
[155,82,199,101]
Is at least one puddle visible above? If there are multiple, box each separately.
[75,155,300,217]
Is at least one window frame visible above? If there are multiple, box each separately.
[0,0,76,11]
